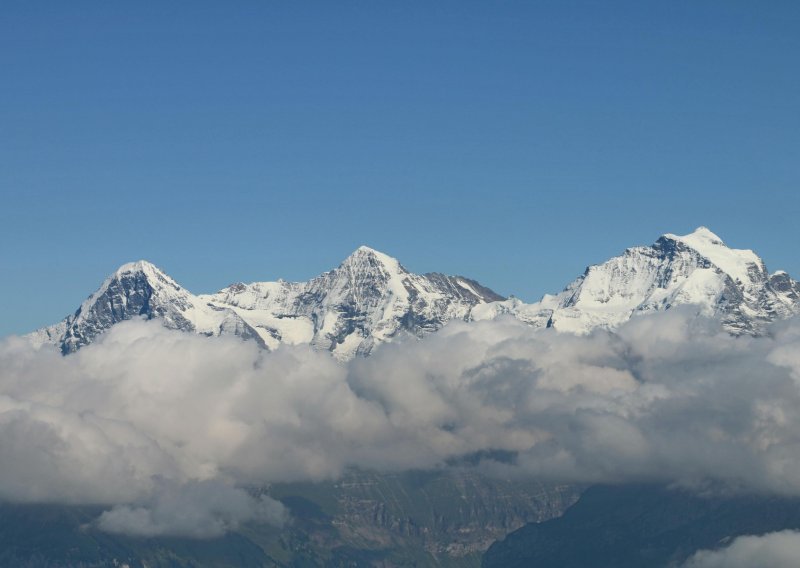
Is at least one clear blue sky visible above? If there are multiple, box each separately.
[2,1,799,336]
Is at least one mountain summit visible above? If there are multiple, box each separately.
[31,247,504,359]
[28,231,800,356]
[202,246,505,358]
[473,227,800,334]
[29,259,264,354]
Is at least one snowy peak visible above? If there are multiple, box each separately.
[470,226,800,336]
[667,226,724,245]
[335,246,408,281]
[660,227,766,286]
[34,249,505,359]
[29,229,800,356]
[273,246,503,358]
[111,260,182,291]
[319,246,411,311]
[38,260,264,354]
[115,259,162,276]
[347,245,392,259]
[56,260,194,353]
[486,227,798,335]
[111,260,187,299]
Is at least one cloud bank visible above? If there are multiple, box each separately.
[683,530,800,568]
[96,479,287,538]
[4,309,800,535]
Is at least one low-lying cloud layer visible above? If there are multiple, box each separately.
[4,309,800,536]
[97,479,288,538]
[683,530,800,568]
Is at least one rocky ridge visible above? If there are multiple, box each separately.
[29,228,800,356]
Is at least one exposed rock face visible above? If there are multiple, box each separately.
[28,228,800,356]
[268,468,580,565]
[29,261,265,354]
[472,227,800,335]
[0,472,579,567]
[30,248,504,359]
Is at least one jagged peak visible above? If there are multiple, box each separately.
[108,260,183,292]
[114,259,162,277]
[340,245,405,273]
[657,226,763,285]
[663,226,725,247]
[660,227,760,261]
[346,245,388,259]
[355,245,379,254]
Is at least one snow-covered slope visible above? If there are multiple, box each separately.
[31,247,504,359]
[200,246,505,359]
[29,261,265,354]
[473,227,800,334]
[29,229,800,356]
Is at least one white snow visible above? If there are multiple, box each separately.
[474,227,795,336]
[26,229,800,356]
[664,227,763,285]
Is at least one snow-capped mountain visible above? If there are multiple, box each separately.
[31,247,504,358]
[28,261,267,354]
[472,227,800,334]
[28,228,800,356]
[201,246,504,358]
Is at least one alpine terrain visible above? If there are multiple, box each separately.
[30,246,504,358]
[29,227,800,356]
[14,226,800,567]
[472,226,800,335]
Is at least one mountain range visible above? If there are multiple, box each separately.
[14,228,800,566]
[28,227,800,356]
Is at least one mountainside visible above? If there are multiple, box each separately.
[472,227,800,335]
[0,472,578,568]
[263,469,578,566]
[30,247,504,359]
[28,228,800,355]
[28,261,267,355]
[200,246,504,359]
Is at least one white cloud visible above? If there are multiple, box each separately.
[96,479,287,538]
[5,310,800,536]
[683,530,800,567]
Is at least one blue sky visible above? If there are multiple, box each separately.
[1,1,799,336]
